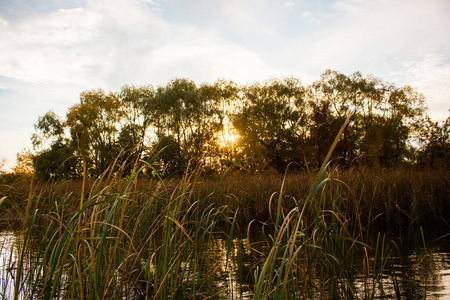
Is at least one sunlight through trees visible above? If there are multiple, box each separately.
[23,70,447,179]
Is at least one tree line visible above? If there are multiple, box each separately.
[30,69,449,179]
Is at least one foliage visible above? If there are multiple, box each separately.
[33,143,78,180]
[152,135,181,176]
[11,148,34,178]
[26,70,437,179]
[416,114,450,169]
[232,77,307,172]
[66,89,122,175]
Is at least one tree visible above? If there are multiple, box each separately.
[117,85,157,173]
[206,79,240,170]
[416,114,450,169]
[31,110,79,179]
[363,85,426,167]
[308,70,387,167]
[27,72,434,178]
[232,77,307,172]
[11,148,34,177]
[66,89,122,175]
[31,111,66,147]
[308,100,342,169]
[152,135,181,176]
[33,143,79,179]
[308,70,427,168]
[152,79,224,173]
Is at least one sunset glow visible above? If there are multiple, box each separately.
[219,125,239,148]
[0,0,449,169]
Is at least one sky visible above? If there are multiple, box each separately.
[1,0,449,170]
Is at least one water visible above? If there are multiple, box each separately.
[1,227,449,299]
[1,231,22,299]
[207,227,450,299]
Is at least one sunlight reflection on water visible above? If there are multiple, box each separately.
[1,231,22,299]
[1,228,450,299]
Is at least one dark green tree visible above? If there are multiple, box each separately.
[232,77,307,172]
[308,70,386,167]
[32,111,78,179]
[416,114,450,169]
[361,85,426,167]
[152,135,181,176]
[308,100,341,169]
[33,143,79,179]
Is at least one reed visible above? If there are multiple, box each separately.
[0,160,244,299]
[1,168,448,299]
[2,167,448,227]
[0,124,448,299]
[248,109,449,299]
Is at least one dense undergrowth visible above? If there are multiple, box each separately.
[2,167,449,227]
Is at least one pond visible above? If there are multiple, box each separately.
[1,226,449,299]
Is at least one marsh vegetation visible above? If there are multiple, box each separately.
[1,70,449,299]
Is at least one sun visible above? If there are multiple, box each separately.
[223,131,238,144]
[218,125,239,147]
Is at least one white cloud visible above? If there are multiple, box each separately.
[0,8,99,85]
[148,40,270,84]
[300,10,312,18]
[396,53,450,121]
[282,0,449,76]
[0,0,172,86]
[333,1,362,14]
[0,0,273,89]
[0,0,449,167]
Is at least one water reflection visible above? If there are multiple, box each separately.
[200,231,270,299]
[202,228,450,299]
[351,249,450,299]
[1,227,449,299]
[1,231,23,299]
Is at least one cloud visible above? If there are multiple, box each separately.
[1,0,274,89]
[148,39,270,84]
[396,53,450,121]
[0,0,449,168]
[0,7,100,85]
[0,0,274,168]
[333,1,360,13]
[280,0,449,75]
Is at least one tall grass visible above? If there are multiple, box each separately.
[251,109,356,299]
[249,110,449,299]
[2,168,448,227]
[1,173,448,299]
[0,160,246,299]
[0,120,448,298]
